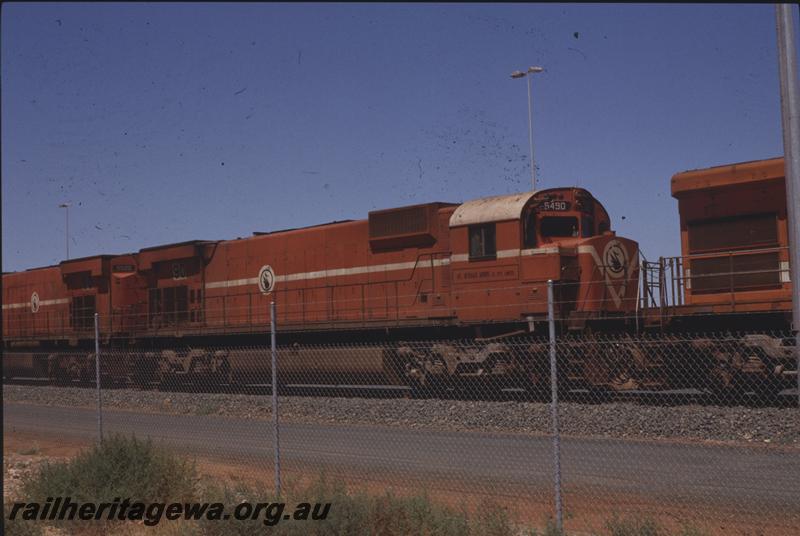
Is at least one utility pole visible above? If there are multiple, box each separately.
[775,4,800,405]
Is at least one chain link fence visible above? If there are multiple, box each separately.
[4,317,799,534]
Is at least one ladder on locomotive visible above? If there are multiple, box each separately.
[640,253,686,328]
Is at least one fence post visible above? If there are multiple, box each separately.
[270,300,282,496]
[94,313,103,442]
[547,280,563,532]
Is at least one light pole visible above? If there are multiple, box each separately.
[59,203,70,260]
[511,66,544,191]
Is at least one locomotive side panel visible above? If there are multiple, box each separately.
[59,256,115,340]
[109,254,148,335]
[573,235,640,316]
[202,203,458,334]
[449,192,543,325]
[137,241,215,334]
[449,219,530,323]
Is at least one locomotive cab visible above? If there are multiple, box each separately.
[523,188,612,248]
[449,188,639,329]
[527,189,638,322]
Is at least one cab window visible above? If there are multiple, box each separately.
[540,216,579,238]
[469,224,496,259]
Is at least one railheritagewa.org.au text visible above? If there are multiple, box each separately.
[8,497,332,526]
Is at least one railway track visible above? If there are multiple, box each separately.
[4,377,796,407]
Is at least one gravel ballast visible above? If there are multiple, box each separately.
[4,385,798,445]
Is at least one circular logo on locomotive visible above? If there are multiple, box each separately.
[603,240,628,279]
[258,265,276,294]
[30,292,40,313]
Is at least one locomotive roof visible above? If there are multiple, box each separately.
[253,202,458,237]
[450,191,537,227]
[671,156,784,197]
[252,220,356,236]
[59,254,117,264]
[21,264,60,272]
[449,188,596,227]
[138,240,217,252]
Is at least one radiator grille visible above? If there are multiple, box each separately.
[688,213,778,253]
[690,252,781,293]
[369,206,430,239]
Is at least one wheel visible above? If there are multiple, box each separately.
[583,342,640,392]
[705,364,745,404]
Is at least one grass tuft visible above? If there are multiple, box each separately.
[20,434,197,534]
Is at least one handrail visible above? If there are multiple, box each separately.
[671,245,788,261]
[639,246,789,313]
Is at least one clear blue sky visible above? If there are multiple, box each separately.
[3,3,798,272]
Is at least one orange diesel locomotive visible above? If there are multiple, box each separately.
[3,187,639,386]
